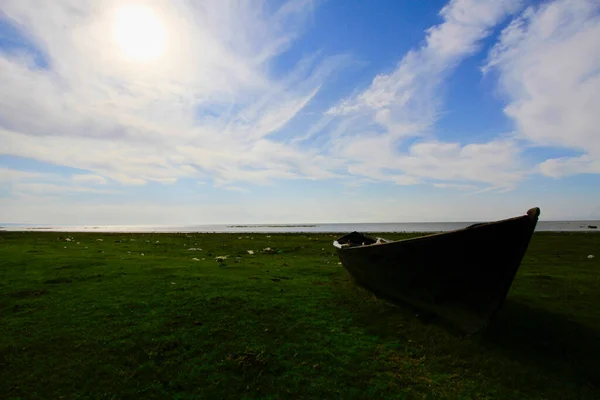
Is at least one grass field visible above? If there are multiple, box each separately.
[1,231,599,399]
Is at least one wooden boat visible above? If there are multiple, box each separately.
[333,208,541,333]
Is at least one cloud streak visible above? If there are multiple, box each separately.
[484,0,600,178]
[0,0,343,187]
[0,167,119,199]
[316,0,526,190]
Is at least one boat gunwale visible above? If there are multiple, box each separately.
[336,208,540,252]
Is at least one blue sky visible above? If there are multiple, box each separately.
[1,0,599,224]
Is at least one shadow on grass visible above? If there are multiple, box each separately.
[483,299,600,388]
[345,278,599,394]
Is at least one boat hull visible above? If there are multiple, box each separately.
[335,208,540,333]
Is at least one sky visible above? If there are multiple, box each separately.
[0,0,599,225]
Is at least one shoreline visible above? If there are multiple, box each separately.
[2,227,599,234]
[2,219,598,234]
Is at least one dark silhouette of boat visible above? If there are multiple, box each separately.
[334,208,541,333]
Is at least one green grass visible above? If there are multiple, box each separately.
[1,231,599,399]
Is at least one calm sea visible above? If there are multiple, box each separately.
[2,220,599,233]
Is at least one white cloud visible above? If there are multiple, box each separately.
[0,0,345,187]
[337,138,524,189]
[485,0,600,177]
[219,186,249,193]
[0,167,45,182]
[539,155,600,178]
[433,183,478,191]
[0,167,117,197]
[317,0,525,190]
[12,182,117,195]
[72,174,107,185]
[326,0,523,124]
[1,129,190,185]
[0,0,542,196]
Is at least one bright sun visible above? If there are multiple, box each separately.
[112,4,166,61]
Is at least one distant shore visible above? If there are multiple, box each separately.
[1,219,599,234]
[227,224,317,228]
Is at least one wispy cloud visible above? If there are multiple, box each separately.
[219,186,249,193]
[327,0,523,122]
[484,0,600,178]
[0,0,345,187]
[12,182,117,195]
[309,0,526,190]
[71,174,107,185]
[0,167,118,198]
[0,167,46,182]
[433,183,478,191]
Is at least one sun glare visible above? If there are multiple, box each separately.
[112,4,166,61]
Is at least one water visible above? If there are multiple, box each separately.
[1,220,598,233]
